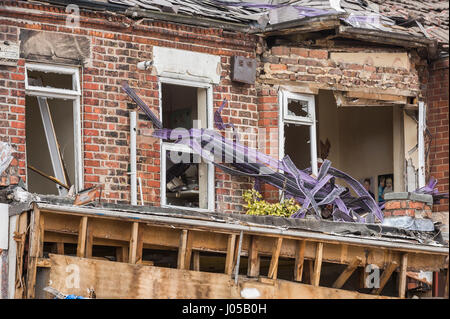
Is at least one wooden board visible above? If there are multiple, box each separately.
[47,254,395,299]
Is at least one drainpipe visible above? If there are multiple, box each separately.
[130,111,137,206]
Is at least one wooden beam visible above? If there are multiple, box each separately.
[373,261,399,295]
[247,235,259,278]
[38,209,449,271]
[313,242,324,287]
[86,224,93,259]
[177,230,188,269]
[37,258,51,268]
[76,216,88,258]
[136,225,144,264]
[184,230,193,270]
[129,222,139,264]
[56,242,64,255]
[39,214,45,258]
[346,91,407,104]
[445,266,449,298]
[224,234,237,275]
[332,257,362,289]
[193,251,200,271]
[14,212,28,299]
[26,206,41,299]
[294,241,306,282]
[268,237,283,280]
[398,254,408,298]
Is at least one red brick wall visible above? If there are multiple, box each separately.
[0,25,26,186]
[0,1,257,213]
[427,57,449,212]
[259,46,421,93]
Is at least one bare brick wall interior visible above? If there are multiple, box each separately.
[427,57,449,213]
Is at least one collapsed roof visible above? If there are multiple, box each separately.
[103,0,448,52]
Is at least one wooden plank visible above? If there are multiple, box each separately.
[177,230,188,270]
[247,235,259,278]
[129,222,139,264]
[294,241,306,282]
[26,206,41,299]
[48,254,396,299]
[313,242,324,287]
[39,214,45,258]
[332,257,362,289]
[398,254,408,298]
[346,91,407,104]
[14,212,28,299]
[136,225,144,264]
[56,242,64,255]
[184,230,193,270]
[37,258,51,268]
[224,234,237,275]
[268,237,283,280]
[76,216,88,258]
[193,251,200,271]
[85,223,93,259]
[373,261,399,295]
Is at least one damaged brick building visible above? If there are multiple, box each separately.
[0,0,448,299]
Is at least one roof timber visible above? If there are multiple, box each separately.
[17,203,448,299]
[35,203,448,268]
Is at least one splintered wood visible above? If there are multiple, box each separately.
[19,204,449,299]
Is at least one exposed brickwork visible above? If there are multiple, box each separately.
[0,25,26,187]
[0,1,257,213]
[426,57,449,213]
[384,199,432,218]
[259,46,422,93]
[0,1,446,218]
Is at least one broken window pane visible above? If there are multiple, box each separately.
[27,70,74,91]
[284,124,311,170]
[162,83,201,130]
[26,96,75,195]
[165,150,208,209]
[287,98,310,118]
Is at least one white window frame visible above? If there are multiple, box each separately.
[24,63,83,192]
[159,77,215,212]
[279,90,318,176]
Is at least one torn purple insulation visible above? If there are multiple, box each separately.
[214,99,236,132]
[122,82,162,129]
[123,83,384,223]
[415,177,449,204]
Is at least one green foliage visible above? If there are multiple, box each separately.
[243,189,301,218]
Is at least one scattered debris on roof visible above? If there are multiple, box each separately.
[109,0,448,51]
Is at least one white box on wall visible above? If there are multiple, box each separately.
[0,204,8,250]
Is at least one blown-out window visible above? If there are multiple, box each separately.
[24,63,82,195]
[160,78,214,211]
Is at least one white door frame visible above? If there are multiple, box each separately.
[278,90,318,176]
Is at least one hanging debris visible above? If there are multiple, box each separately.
[123,82,385,223]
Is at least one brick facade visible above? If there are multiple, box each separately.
[259,46,422,93]
[427,57,449,213]
[0,1,257,213]
[0,1,447,216]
